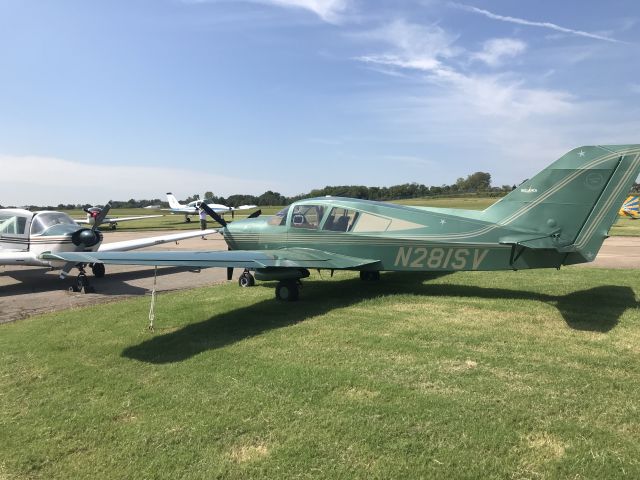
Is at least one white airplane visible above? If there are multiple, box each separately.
[76,205,163,230]
[0,204,218,292]
[165,192,257,223]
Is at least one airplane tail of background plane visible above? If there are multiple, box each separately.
[166,192,183,210]
[482,145,640,262]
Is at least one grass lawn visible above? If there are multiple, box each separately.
[1,268,639,479]
[393,196,499,210]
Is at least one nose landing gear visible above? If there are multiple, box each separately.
[69,265,95,294]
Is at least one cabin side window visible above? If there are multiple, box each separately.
[322,207,359,232]
[268,207,289,226]
[291,205,324,229]
[0,214,27,235]
[350,212,391,232]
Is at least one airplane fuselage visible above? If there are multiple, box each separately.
[0,209,103,268]
[221,197,588,273]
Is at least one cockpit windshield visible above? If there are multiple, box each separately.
[31,212,77,235]
[268,207,289,226]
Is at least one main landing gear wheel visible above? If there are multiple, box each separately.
[91,263,105,278]
[275,280,299,301]
[360,271,380,281]
[238,272,255,287]
[185,216,191,223]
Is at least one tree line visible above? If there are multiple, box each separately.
[186,172,515,207]
[1,171,550,210]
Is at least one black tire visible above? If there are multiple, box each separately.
[91,263,106,278]
[276,281,299,301]
[75,273,94,293]
[185,217,191,223]
[238,273,255,288]
[360,271,380,281]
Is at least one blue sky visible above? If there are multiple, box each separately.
[1,0,639,205]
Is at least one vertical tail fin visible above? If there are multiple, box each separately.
[166,192,183,210]
[483,145,640,261]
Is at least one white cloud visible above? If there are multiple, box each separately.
[180,0,350,23]
[0,156,276,206]
[355,20,572,120]
[348,17,640,186]
[354,19,461,72]
[472,38,527,67]
[263,0,348,23]
[452,3,623,43]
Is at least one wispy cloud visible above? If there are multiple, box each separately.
[183,0,351,23]
[354,19,461,72]
[471,38,526,67]
[452,3,623,43]
[265,0,349,23]
[0,156,275,206]
[354,19,572,120]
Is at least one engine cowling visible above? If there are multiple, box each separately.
[71,228,102,248]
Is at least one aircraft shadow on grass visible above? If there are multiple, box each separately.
[0,266,199,298]
[122,273,637,364]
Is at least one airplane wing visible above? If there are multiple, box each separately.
[39,247,380,270]
[233,205,258,211]
[76,215,163,225]
[97,229,221,252]
[161,207,196,213]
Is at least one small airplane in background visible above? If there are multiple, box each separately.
[164,193,257,223]
[44,145,640,302]
[619,195,640,219]
[1,203,217,292]
[76,205,162,230]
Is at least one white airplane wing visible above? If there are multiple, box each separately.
[76,215,163,225]
[98,229,219,252]
[233,204,258,211]
[161,207,197,214]
[0,251,41,266]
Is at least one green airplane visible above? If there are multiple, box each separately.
[41,145,640,301]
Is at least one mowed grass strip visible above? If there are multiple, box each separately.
[1,269,640,479]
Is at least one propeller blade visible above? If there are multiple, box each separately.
[227,267,233,281]
[83,207,92,215]
[248,209,262,219]
[92,202,111,230]
[199,202,227,227]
